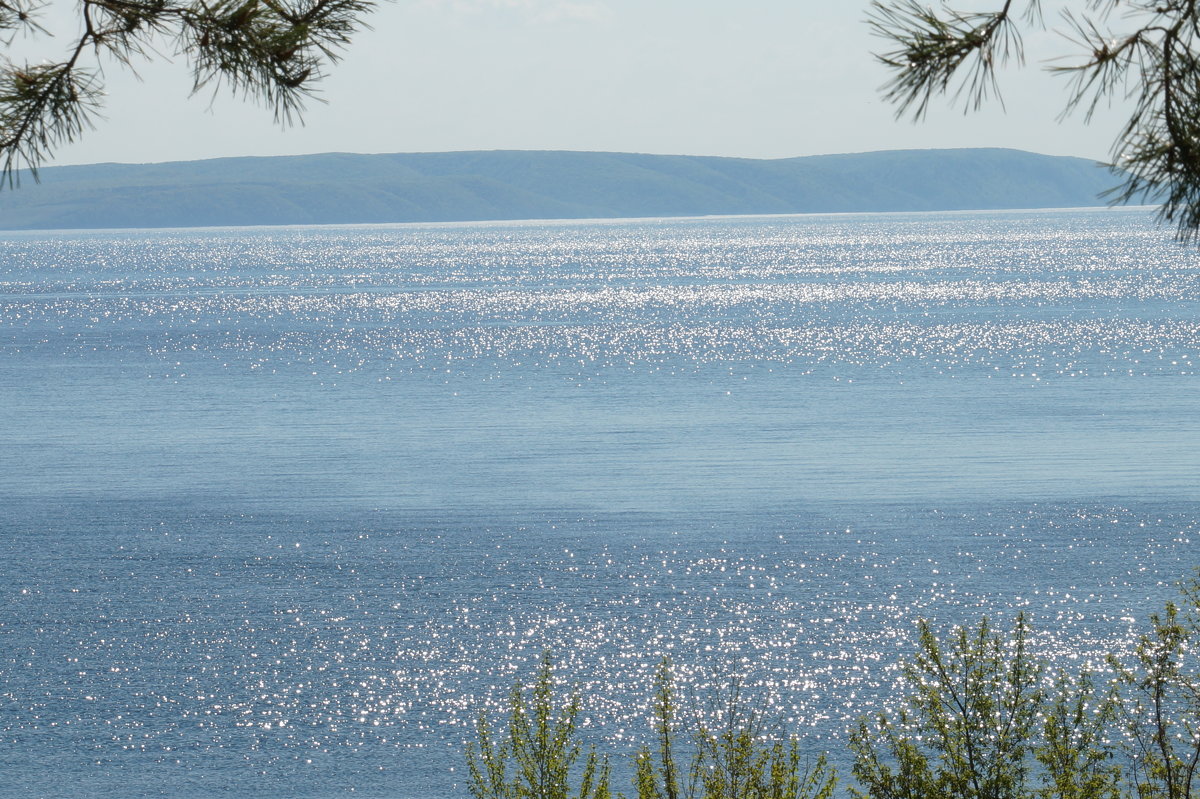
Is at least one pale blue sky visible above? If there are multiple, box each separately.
[46,0,1128,166]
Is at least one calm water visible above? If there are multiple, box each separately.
[0,208,1197,797]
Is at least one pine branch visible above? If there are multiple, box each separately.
[869,0,1200,244]
[0,0,374,186]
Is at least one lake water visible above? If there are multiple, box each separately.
[0,207,1197,798]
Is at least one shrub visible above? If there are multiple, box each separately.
[848,612,1045,799]
[466,576,1200,799]
[466,650,613,799]
[634,657,837,799]
[1109,584,1200,799]
[1037,667,1123,799]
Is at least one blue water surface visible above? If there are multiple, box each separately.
[0,208,1197,797]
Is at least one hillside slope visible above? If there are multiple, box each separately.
[0,148,1117,231]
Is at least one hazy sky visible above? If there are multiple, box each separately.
[43,0,1131,166]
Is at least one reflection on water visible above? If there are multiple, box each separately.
[0,208,1197,797]
[2,502,1193,798]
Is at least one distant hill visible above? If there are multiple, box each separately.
[0,148,1119,231]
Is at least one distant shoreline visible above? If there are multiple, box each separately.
[0,203,1149,238]
[0,148,1119,232]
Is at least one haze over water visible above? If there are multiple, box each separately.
[0,207,1196,797]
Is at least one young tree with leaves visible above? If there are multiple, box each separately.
[868,0,1200,244]
[634,657,837,799]
[466,651,613,799]
[849,613,1047,799]
[1037,667,1124,799]
[1108,591,1200,799]
[0,0,373,183]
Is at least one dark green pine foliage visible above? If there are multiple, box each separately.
[868,0,1200,244]
[0,0,374,184]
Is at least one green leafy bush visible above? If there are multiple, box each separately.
[465,575,1200,799]
[1109,585,1200,799]
[634,657,837,799]
[466,651,612,799]
[849,613,1044,799]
